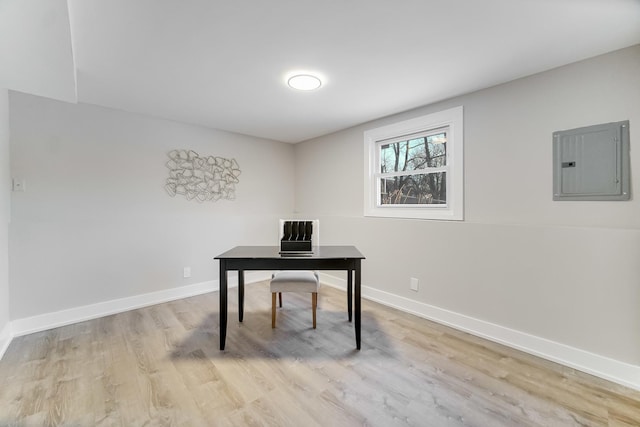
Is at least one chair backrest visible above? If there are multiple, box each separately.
[278,219,320,247]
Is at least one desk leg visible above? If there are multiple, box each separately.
[219,260,228,350]
[347,269,353,322]
[238,270,244,322]
[355,259,361,350]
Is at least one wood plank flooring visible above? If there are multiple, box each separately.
[1,281,639,426]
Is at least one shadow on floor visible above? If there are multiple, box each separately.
[170,305,395,361]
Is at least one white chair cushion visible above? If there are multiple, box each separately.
[270,271,319,293]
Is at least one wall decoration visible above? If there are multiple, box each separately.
[165,149,241,202]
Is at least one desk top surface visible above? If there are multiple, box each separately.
[215,245,365,260]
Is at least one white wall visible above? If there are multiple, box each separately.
[295,46,640,373]
[0,89,11,356]
[0,0,77,103]
[9,92,294,320]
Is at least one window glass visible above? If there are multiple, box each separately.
[380,172,446,205]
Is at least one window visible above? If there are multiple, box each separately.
[364,106,463,220]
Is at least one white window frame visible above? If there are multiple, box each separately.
[364,106,464,220]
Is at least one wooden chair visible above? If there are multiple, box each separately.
[270,271,320,328]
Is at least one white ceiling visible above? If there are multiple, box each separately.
[3,0,640,143]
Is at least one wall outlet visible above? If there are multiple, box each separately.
[410,277,419,292]
[12,178,26,192]
[183,267,191,278]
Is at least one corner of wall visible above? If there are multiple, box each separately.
[0,322,12,360]
[0,88,12,360]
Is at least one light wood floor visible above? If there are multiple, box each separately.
[1,282,639,426]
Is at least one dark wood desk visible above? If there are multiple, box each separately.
[215,245,365,350]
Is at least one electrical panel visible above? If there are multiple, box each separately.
[553,121,630,201]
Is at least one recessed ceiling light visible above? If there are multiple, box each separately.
[287,74,322,91]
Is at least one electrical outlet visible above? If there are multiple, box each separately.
[410,277,419,292]
[12,178,26,192]
[183,267,191,278]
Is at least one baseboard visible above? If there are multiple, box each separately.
[10,271,272,338]
[319,273,640,392]
[0,321,12,360]
[6,272,640,391]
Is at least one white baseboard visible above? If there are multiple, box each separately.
[10,271,272,338]
[5,271,639,392]
[319,273,640,392]
[0,321,12,360]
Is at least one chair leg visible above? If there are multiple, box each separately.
[279,292,282,308]
[272,293,276,328]
[312,292,317,329]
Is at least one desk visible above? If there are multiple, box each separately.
[215,246,365,350]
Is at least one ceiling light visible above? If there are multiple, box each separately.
[287,74,322,91]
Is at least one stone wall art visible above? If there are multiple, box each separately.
[165,149,241,202]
